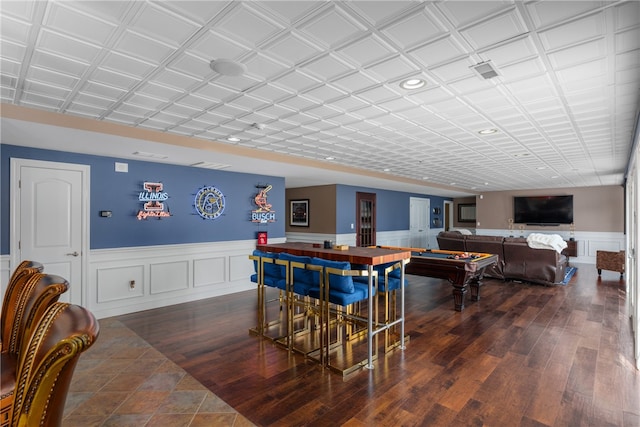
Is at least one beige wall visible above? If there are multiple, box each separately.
[286,185,336,233]
[475,185,624,232]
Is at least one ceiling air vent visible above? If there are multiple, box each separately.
[471,61,499,80]
[190,162,231,170]
[133,151,168,159]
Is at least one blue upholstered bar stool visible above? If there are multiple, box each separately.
[249,250,287,340]
[276,253,322,354]
[308,260,377,375]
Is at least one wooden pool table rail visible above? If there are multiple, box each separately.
[378,247,498,311]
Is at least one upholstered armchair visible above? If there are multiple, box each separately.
[8,302,99,427]
[1,273,69,427]
[1,261,44,352]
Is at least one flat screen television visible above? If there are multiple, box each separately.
[513,195,573,225]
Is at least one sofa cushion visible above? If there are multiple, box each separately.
[503,236,566,285]
[436,231,466,251]
[526,233,567,253]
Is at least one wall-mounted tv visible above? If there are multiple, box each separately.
[513,195,573,225]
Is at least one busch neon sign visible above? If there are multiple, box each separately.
[252,184,276,223]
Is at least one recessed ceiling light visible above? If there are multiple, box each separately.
[383,168,391,172]
[537,166,547,170]
[325,156,334,160]
[227,137,240,142]
[210,59,247,76]
[400,78,426,90]
[422,176,429,180]
[478,128,498,135]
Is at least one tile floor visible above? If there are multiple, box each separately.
[62,318,255,427]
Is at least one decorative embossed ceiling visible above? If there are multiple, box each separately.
[1,1,638,195]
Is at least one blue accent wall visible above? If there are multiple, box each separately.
[1,144,285,253]
[335,185,451,234]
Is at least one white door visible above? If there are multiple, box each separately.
[409,197,430,249]
[11,159,89,305]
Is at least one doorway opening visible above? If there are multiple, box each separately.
[356,192,376,247]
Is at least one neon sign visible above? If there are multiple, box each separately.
[194,186,225,220]
[252,184,276,223]
[137,182,171,220]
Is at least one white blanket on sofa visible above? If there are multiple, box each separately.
[526,233,567,253]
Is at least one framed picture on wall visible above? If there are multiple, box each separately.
[290,199,309,226]
[458,203,476,223]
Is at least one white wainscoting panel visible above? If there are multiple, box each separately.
[335,233,356,246]
[586,239,623,255]
[88,240,263,319]
[194,257,226,288]
[1,255,10,302]
[230,253,253,282]
[150,261,189,294]
[375,230,413,248]
[429,228,444,249]
[97,265,144,302]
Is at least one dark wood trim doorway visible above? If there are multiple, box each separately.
[356,192,376,247]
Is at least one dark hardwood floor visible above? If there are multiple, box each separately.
[117,263,639,427]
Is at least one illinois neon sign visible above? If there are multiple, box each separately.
[137,182,171,220]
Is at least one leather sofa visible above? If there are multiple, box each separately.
[436,231,568,286]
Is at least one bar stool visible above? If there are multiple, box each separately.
[249,250,287,340]
[308,259,377,375]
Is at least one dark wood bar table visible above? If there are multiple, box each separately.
[256,242,411,370]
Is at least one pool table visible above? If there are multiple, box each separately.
[405,249,498,311]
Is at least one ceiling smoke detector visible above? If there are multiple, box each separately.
[471,61,499,80]
[209,59,247,76]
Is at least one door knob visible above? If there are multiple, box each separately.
[66,251,79,257]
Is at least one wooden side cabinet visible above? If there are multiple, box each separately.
[563,240,577,257]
